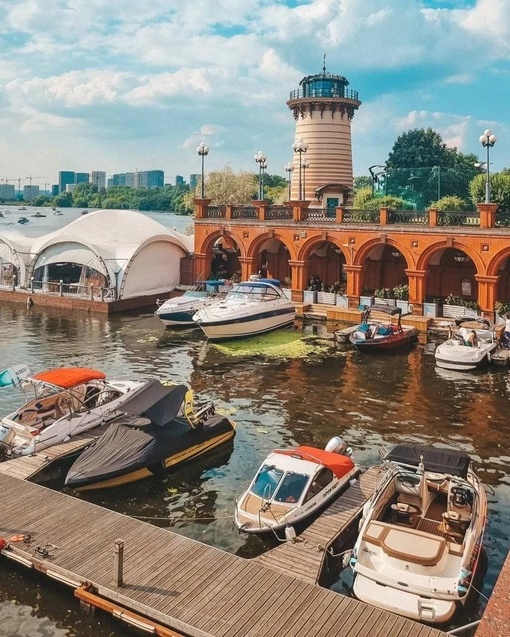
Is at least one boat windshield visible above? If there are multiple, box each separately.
[250,464,284,499]
[183,290,209,298]
[227,284,280,302]
[273,472,309,503]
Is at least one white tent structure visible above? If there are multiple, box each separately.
[24,210,193,299]
[0,230,31,287]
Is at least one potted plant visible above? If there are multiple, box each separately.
[494,300,510,324]
[334,282,348,308]
[359,288,374,309]
[374,288,396,307]
[442,294,478,319]
[392,284,409,313]
[281,276,292,299]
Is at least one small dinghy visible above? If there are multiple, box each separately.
[349,305,418,351]
[435,318,498,371]
[234,436,357,534]
[350,444,487,624]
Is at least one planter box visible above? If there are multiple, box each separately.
[282,288,292,300]
[495,313,506,325]
[442,305,478,319]
[374,298,396,308]
[316,292,336,305]
[396,300,410,313]
[336,294,349,309]
[423,302,439,318]
[359,295,374,309]
[303,290,317,304]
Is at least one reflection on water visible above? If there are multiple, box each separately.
[0,303,509,636]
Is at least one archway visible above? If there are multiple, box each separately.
[257,237,291,284]
[425,248,477,303]
[210,236,241,281]
[495,255,510,305]
[305,241,346,292]
[359,244,409,297]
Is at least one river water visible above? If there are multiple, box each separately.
[0,209,509,636]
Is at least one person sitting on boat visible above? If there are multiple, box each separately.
[504,313,510,348]
[465,330,479,347]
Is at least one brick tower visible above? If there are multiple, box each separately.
[287,59,361,210]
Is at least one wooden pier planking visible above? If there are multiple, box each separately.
[253,466,381,584]
[0,473,447,637]
[0,424,110,481]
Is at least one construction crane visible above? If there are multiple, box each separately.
[26,176,48,186]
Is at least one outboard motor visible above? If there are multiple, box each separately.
[0,423,16,455]
[325,436,353,457]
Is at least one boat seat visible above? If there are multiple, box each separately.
[441,511,469,540]
[363,521,446,566]
[390,502,420,527]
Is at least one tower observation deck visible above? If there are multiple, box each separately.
[287,63,361,208]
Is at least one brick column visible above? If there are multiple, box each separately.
[477,203,499,229]
[475,274,499,316]
[428,208,438,227]
[253,201,268,220]
[344,265,363,308]
[194,198,211,219]
[336,206,345,223]
[292,201,310,222]
[288,260,306,302]
[379,207,389,225]
[192,253,209,280]
[405,269,429,315]
[238,256,258,281]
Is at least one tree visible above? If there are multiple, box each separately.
[353,187,410,210]
[385,128,480,207]
[354,175,372,191]
[429,195,468,211]
[470,173,510,219]
[183,165,257,210]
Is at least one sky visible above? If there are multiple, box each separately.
[0,0,508,189]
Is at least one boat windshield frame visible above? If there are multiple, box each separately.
[227,283,282,301]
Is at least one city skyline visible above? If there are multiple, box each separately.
[0,0,508,188]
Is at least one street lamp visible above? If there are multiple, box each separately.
[301,160,310,200]
[369,165,386,196]
[254,151,267,200]
[479,129,497,203]
[292,138,308,200]
[285,162,294,201]
[196,141,209,198]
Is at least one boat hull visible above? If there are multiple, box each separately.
[196,308,296,341]
[435,342,497,371]
[350,327,418,351]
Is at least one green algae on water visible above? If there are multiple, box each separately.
[211,330,331,359]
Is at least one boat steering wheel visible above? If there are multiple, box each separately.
[450,486,469,508]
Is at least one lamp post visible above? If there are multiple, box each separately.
[369,165,386,196]
[479,129,497,203]
[254,151,267,200]
[292,138,308,200]
[196,141,209,198]
[301,160,310,200]
[285,163,294,201]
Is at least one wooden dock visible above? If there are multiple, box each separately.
[254,467,381,584]
[0,473,447,637]
[0,426,109,481]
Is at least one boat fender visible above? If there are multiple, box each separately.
[0,538,6,552]
[284,525,297,543]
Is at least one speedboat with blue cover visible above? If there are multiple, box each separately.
[65,379,236,490]
[349,305,418,351]
[193,278,296,341]
[234,436,357,534]
[155,280,227,327]
[350,444,487,624]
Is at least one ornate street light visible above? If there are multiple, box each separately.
[196,142,209,198]
[254,151,267,200]
[453,251,467,263]
[301,160,310,200]
[391,249,401,259]
[292,138,308,200]
[285,162,294,201]
[479,129,497,204]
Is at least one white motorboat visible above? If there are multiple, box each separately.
[193,278,296,341]
[350,444,487,624]
[234,436,358,534]
[154,280,227,327]
[0,367,146,457]
[435,317,499,371]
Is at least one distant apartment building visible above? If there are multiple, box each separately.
[0,184,15,200]
[189,174,199,190]
[109,170,164,189]
[23,185,40,201]
[52,185,59,196]
[91,171,106,190]
[65,183,79,193]
[175,175,185,187]
[58,171,90,193]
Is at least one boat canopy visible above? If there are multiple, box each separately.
[238,279,281,288]
[384,444,471,479]
[366,305,402,316]
[32,367,106,388]
[275,445,355,478]
[454,317,492,330]
[119,379,188,426]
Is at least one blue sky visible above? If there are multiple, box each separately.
[0,0,508,189]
